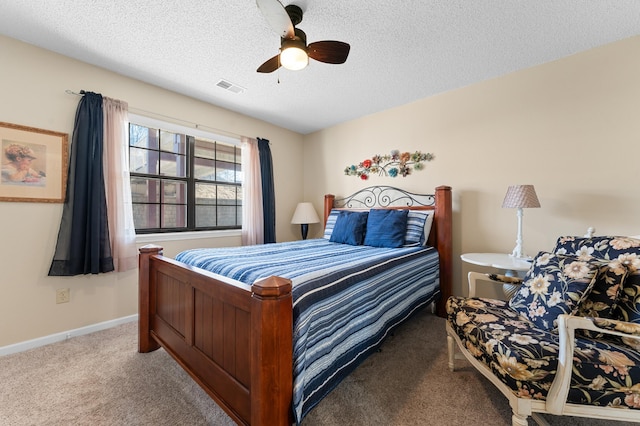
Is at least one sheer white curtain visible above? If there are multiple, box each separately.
[103,97,137,271]
[241,136,264,245]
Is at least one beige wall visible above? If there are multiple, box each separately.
[304,35,640,299]
[0,35,304,347]
[3,33,640,348]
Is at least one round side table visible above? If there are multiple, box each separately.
[460,253,532,298]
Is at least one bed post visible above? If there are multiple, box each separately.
[434,186,453,317]
[138,244,162,353]
[251,276,293,426]
[324,194,335,227]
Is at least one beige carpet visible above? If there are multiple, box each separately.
[0,310,634,425]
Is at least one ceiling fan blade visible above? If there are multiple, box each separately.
[255,0,294,39]
[257,54,281,73]
[308,41,351,64]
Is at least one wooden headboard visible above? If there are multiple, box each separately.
[323,185,452,317]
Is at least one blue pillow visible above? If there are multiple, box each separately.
[323,209,340,239]
[404,210,429,246]
[364,209,409,248]
[329,211,368,245]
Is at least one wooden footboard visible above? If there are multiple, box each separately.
[138,245,293,425]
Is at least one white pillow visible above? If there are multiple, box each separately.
[422,211,434,244]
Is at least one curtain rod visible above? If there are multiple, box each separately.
[65,89,244,140]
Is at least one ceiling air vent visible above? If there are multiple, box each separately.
[216,79,246,94]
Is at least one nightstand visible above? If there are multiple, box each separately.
[460,252,532,298]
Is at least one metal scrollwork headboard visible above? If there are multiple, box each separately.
[332,186,435,209]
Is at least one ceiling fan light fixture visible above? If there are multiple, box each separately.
[255,0,349,74]
[280,41,308,71]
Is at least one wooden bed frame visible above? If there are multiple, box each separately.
[138,185,452,425]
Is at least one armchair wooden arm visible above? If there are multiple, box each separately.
[547,315,640,417]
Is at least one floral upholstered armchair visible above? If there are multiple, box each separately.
[446,235,640,425]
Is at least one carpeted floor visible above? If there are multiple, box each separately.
[0,310,635,425]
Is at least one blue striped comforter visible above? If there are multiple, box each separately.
[176,239,440,424]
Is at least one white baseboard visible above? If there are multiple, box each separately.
[0,314,138,357]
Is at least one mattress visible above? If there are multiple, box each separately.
[176,238,440,423]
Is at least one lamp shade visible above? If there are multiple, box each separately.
[280,29,309,71]
[280,45,308,70]
[291,202,320,224]
[502,185,541,209]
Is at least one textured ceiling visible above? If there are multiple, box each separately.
[1,1,639,134]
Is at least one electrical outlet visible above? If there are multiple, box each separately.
[56,288,70,304]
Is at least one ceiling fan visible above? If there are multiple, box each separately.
[255,0,351,73]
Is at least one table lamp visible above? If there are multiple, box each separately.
[291,202,320,240]
[502,185,540,259]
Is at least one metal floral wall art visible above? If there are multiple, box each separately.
[344,150,434,180]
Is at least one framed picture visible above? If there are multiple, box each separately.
[0,122,68,203]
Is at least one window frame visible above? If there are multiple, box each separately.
[128,114,242,234]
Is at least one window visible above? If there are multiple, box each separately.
[128,115,242,233]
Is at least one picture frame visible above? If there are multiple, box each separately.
[0,121,68,203]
